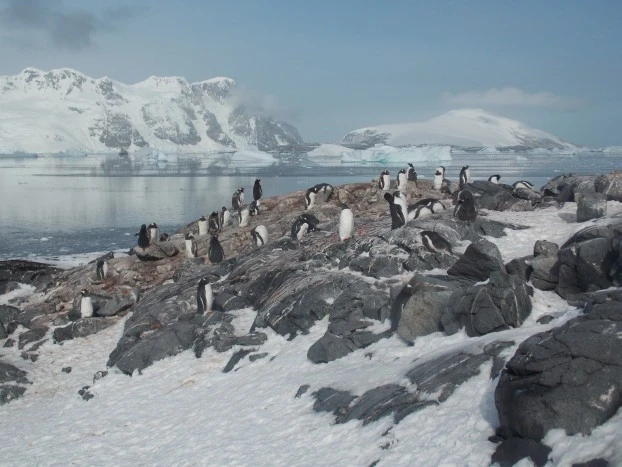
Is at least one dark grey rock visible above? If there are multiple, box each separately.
[0,260,60,290]
[534,240,558,257]
[133,242,179,261]
[0,280,20,295]
[491,438,551,467]
[248,352,268,362]
[18,327,47,349]
[96,296,135,317]
[495,313,622,441]
[572,459,609,467]
[577,191,607,222]
[0,385,27,405]
[0,361,29,384]
[212,291,249,312]
[53,318,117,343]
[62,367,72,373]
[349,254,403,278]
[447,238,505,281]
[3,338,15,348]
[0,305,19,328]
[312,387,355,414]
[505,256,533,281]
[336,384,418,425]
[223,349,253,373]
[530,255,559,291]
[0,321,6,339]
[295,385,310,398]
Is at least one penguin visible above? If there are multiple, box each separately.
[459,165,470,189]
[313,183,334,201]
[185,232,198,258]
[219,206,231,228]
[148,223,159,245]
[238,207,250,227]
[96,260,109,281]
[384,193,405,229]
[232,189,243,210]
[80,289,93,318]
[512,180,534,190]
[208,211,220,234]
[238,187,245,205]
[291,217,310,240]
[433,167,444,190]
[300,212,320,230]
[208,235,224,263]
[488,174,501,184]
[453,190,477,221]
[407,163,417,181]
[408,204,433,221]
[409,198,446,214]
[417,230,453,254]
[251,225,268,247]
[253,179,263,203]
[159,233,170,242]
[338,203,354,241]
[198,216,208,236]
[393,190,408,225]
[136,224,150,249]
[379,170,390,191]
[304,186,318,210]
[249,200,260,216]
[396,169,408,190]
[196,277,213,315]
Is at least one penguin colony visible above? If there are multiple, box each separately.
[92,163,534,319]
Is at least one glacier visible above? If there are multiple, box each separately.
[307,143,452,165]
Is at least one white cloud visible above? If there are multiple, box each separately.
[441,87,585,111]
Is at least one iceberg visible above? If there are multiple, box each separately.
[307,144,452,166]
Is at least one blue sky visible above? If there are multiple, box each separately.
[0,0,620,145]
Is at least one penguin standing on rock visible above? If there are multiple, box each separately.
[313,183,334,201]
[304,186,318,210]
[393,191,408,224]
[459,165,470,189]
[136,224,150,249]
[185,233,198,258]
[396,169,408,191]
[251,225,268,247]
[198,216,208,236]
[417,231,453,254]
[80,289,93,318]
[433,166,445,190]
[238,207,250,227]
[384,193,405,229]
[148,223,159,245]
[208,235,224,263]
[232,189,243,211]
[379,170,390,191]
[407,204,433,221]
[512,180,534,190]
[208,211,220,234]
[253,179,263,205]
[409,198,446,214]
[338,203,354,241]
[219,207,231,228]
[407,163,418,181]
[249,200,260,216]
[196,277,213,315]
[488,174,501,184]
[291,213,320,240]
[96,260,109,281]
[453,190,477,221]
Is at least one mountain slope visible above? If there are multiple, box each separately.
[0,68,304,154]
[341,108,578,150]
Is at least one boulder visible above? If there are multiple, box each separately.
[495,311,622,441]
[0,260,60,290]
[505,256,533,281]
[53,318,117,343]
[96,296,136,317]
[576,191,607,222]
[133,242,179,261]
[0,305,19,328]
[18,326,48,349]
[0,360,30,405]
[491,438,551,467]
[447,238,505,281]
[530,240,560,291]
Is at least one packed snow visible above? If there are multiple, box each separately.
[1,202,621,465]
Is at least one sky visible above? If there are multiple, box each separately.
[0,0,620,146]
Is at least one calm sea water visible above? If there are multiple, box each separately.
[0,151,620,260]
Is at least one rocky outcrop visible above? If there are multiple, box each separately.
[0,360,30,405]
[541,172,622,203]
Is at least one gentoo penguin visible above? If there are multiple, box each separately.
[148,223,159,245]
[253,179,263,203]
[238,187,245,205]
[238,207,250,227]
[291,217,310,240]
[459,165,470,189]
[512,180,534,190]
[393,190,408,225]
[396,169,408,190]
[196,277,213,315]
[249,200,260,216]
[208,235,224,263]
[185,232,198,258]
[208,211,220,234]
[136,224,150,249]
[232,189,243,210]
[198,216,208,236]
[433,167,445,190]
[80,289,93,318]
[384,193,405,229]
[251,225,268,247]
[313,183,334,201]
[409,198,446,214]
[304,186,318,210]
[417,230,453,254]
[408,204,433,221]
[379,170,390,191]
[219,207,231,228]
[159,233,170,242]
[407,163,418,181]
[453,190,477,221]
[338,203,354,241]
[96,260,109,281]
[488,174,501,184]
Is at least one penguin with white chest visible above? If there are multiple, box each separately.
[433,166,445,190]
[417,230,453,254]
[454,190,477,221]
[196,277,213,315]
[80,289,93,318]
[232,189,243,211]
[512,180,534,190]
[338,203,354,241]
[393,190,408,225]
[198,216,208,236]
[407,163,417,181]
[251,225,269,247]
[238,207,250,227]
[379,170,390,191]
[148,223,159,245]
[384,193,405,229]
[185,233,198,258]
[136,224,150,249]
[313,183,334,201]
[407,204,433,221]
[219,207,231,229]
[488,174,501,184]
[304,186,318,210]
[249,200,260,216]
[459,165,470,189]
[96,260,109,281]
[290,213,320,240]
[208,235,224,263]
[208,211,220,234]
[408,198,446,217]
[396,169,408,191]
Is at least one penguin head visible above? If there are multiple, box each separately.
[80,289,89,297]
[239,187,245,193]
[408,163,414,168]
[221,206,227,212]
[199,216,206,221]
[462,165,469,170]
[211,211,218,216]
[383,192,394,203]
[338,202,350,210]
[185,232,194,240]
[435,170,443,176]
[398,169,406,174]
[255,178,261,183]
[436,166,446,175]
[139,224,147,232]
[381,170,389,176]
[198,276,210,287]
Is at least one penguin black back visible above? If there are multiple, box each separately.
[208,211,220,234]
[384,192,405,229]
[208,235,225,263]
[196,277,210,314]
[136,224,150,249]
[407,163,417,181]
[419,231,453,254]
[453,190,477,222]
[253,179,263,201]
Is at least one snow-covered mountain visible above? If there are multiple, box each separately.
[0,68,304,154]
[341,108,578,151]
